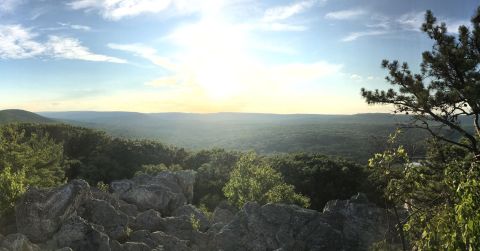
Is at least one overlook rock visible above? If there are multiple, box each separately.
[110,170,196,215]
[8,171,399,251]
[214,194,398,251]
[15,180,90,242]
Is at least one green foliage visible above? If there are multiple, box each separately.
[223,153,310,209]
[361,8,480,157]
[363,7,480,249]
[269,153,370,210]
[193,149,240,210]
[0,109,53,124]
[0,125,65,188]
[190,214,201,231]
[0,124,65,215]
[264,183,311,207]
[198,204,213,221]
[0,166,26,215]
[12,123,188,184]
[135,163,183,176]
[96,181,109,193]
[369,131,480,250]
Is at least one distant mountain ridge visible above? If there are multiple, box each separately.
[0,109,54,124]
[39,111,406,123]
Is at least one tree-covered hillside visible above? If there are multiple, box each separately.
[41,111,436,163]
[0,109,54,124]
[0,123,376,214]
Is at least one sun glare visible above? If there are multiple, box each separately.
[169,3,251,100]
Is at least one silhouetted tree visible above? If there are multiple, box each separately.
[361,8,480,160]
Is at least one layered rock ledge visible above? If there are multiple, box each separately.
[0,171,399,251]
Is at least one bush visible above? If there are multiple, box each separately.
[0,166,26,215]
[0,125,65,215]
[223,153,310,208]
[135,163,183,176]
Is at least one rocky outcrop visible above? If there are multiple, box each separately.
[214,202,342,250]
[214,194,398,251]
[132,209,163,232]
[129,230,189,251]
[15,180,90,242]
[110,171,196,215]
[211,201,236,225]
[80,199,130,240]
[322,193,398,250]
[0,233,40,251]
[52,216,110,251]
[9,171,399,251]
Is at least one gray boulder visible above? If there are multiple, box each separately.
[110,240,123,251]
[214,194,396,251]
[80,199,130,240]
[160,216,211,250]
[118,200,138,218]
[211,201,236,225]
[111,171,196,215]
[55,248,74,251]
[214,202,340,251]
[15,180,90,242]
[322,193,398,250]
[0,233,40,251]
[129,230,189,251]
[91,188,121,209]
[132,209,163,231]
[52,216,110,251]
[121,242,150,251]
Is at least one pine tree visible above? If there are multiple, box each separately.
[361,8,480,161]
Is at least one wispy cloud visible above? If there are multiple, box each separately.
[47,36,126,63]
[108,43,176,70]
[366,14,390,29]
[397,11,424,31]
[68,0,174,20]
[0,24,126,63]
[325,9,366,20]
[0,0,22,13]
[446,19,470,33]
[397,11,469,33]
[257,0,320,32]
[341,30,388,42]
[339,9,470,42]
[350,74,362,81]
[263,0,319,22]
[58,22,92,31]
[349,73,377,82]
[0,25,45,59]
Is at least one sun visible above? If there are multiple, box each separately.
[195,60,241,100]
[168,7,251,100]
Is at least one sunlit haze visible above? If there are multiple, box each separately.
[0,0,475,113]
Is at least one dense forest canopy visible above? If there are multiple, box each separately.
[40,111,439,163]
[0,123,376,213]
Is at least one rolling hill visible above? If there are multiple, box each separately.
[39,111,430,163]
[0,109,54,124]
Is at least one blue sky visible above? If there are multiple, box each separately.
[0,0,477,113]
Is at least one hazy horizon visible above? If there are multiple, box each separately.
[0,0,475,113]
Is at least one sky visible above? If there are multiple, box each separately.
[0,0,477,114]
